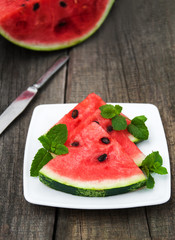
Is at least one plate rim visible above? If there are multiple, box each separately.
[23,102,171,209]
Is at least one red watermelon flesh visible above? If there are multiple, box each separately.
[54,93,105,137]
[66,108,145,166]
[40,122,146,194]
[0,0,115,50]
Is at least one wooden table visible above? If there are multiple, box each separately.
[0,0,175,239]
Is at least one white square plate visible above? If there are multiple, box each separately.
[23,103,171,209]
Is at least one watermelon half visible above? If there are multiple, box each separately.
[39,122,146,197]
[0,0,115,50]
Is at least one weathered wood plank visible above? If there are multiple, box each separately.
[0,0,175,239]
[56,0,175,239]
[0,39,68,240]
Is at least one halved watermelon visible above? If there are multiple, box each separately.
[39,122,146,197]
[0,0,115,50]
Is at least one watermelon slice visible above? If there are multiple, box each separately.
[39,122,146,197]
[49,93,145,166]
[0,0,115,50]
[54,93,105,136]
[66,108,146,166]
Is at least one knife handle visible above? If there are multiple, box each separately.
[34,55,69,89]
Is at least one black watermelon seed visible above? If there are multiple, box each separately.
[54,20,67,32]
[98,154,107,162]
[93,120,100,124]
[21,4,26,7]
[33,2,40,11]
[101,137,110,144]
[58,21,66,27]
[60,1,67,7]
[107,125,113,132]
[71,141,79,147]
[72,109,79,119]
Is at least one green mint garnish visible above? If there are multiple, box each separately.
[133,115,147,122]
[127,116,149,140]
[100,104,149,139]
[38,135,51,151]
[146,173,155,189]
[100,104,127,131]
[114,105,122,115]
[99,104,117,119]
[38,124,68,154]
[50,142,69,155]
[30,124,69,177]
[45,124,68,145]
[112,115,127,130]
[30,148,53,177]
[141,151,168,189]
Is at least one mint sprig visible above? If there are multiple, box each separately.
[100,104,149,140]
[141,151,168,189]
[127,116,149,140]
[112,115,127,130]
[100,104,118,119]
[38,124,68,154]
[100,104,127,130]
[30,124,69,177]
[30,148,53,177]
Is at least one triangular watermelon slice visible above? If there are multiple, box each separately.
[0,0,115,50]
[51,93,145,166]
[55,93,105,135]
[39,122,146,197]
[66,108,145,166]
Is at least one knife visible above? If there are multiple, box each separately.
[0,55,69,135]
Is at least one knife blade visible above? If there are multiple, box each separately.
[0,55,69,135]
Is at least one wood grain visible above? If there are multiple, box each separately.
[0,40,68,240]
[0,0,175,239]
[59,0,175,239]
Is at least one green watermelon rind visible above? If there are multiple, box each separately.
[0,0,115,51]
[128,134,140,143]
[39,168,146,197]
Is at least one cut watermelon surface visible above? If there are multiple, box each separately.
[65,108,145,166]
[50,93,145,166]
[55,93,105,136]
[39,122,146,197]
[0,0,115,50]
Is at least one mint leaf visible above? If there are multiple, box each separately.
[30,148,53,177]
[51,142,69,155]
[38,135,51,151]
[141,151,168,189]
[46,124,68,145]
[112,115,127,130]
[146,173,155,189]
[153,166,168,175]
[142,165,149,177]
[142,153,155,169]
[142,151,163,172]
[142,152,167,173]
[127,117,149,140]
[100,104,117,119]
[134,115,147,122]
[38,124,69,154]
[115,105,122,115]
[30,124,69,177]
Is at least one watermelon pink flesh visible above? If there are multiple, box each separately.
[66,108,145,166]
[0,0,114,48]
[55,93,105,136]
[41,123,145,185]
